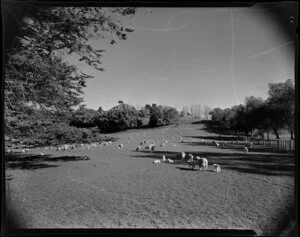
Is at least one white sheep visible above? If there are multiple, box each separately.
[213,164,221,172]
[167,158,174,163]
[195,157,209,170]
[153,159,161,164]
[178,152,186,160]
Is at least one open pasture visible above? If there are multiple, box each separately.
[5,120,295,235]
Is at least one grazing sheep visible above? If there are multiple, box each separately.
[136,146,141,151]
[187,154,195,168]
[177,152,186,160]
[150,146,155,152]
[195,157,209,170]
[153,159,161,164]
[167,158,174,163]
[188,154,194,161]
[243,146,248,153]
[213,164,221,172]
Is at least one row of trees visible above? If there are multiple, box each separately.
[209,79,295,140]
[70,101,179,133]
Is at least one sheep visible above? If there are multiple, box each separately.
[136,146,141,151]
[150,146,155,152]
[243,146,249,153]
[21,149,26,154]
[212,164,221,172]
[167,158,174,163]
[153,159,161,164]
[187,154,195,169]
[195,157,209,170]
[40,152,44,156]
[177,152,186,160]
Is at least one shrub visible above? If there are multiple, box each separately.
[95,103,141,133]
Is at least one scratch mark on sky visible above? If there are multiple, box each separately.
[230,10,240,105]
[251,41,295,58]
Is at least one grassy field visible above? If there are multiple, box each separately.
[5,119,296,235]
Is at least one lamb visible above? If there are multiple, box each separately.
[212,164,221,172]
[195,157,208,170]
[167,158,174,163]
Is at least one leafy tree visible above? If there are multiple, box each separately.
[203,105,212,120]
[96,103,141,133]
[267,79,295,139]
[209,108,224,122]
[4,4,136,139]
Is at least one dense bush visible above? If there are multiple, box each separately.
[69,105,98,128]
[148,104,179,127]
[95,103,142,133]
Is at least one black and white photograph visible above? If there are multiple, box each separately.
[3,1,297,236]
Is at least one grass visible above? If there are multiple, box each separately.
[5,119,296,235]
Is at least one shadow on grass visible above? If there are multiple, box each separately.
[185,135,247,142]
[5,154,90,170]
[131,150,295,176]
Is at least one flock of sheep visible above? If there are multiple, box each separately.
[6,125,253,173]
[151,151,221,172]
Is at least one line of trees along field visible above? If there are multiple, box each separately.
[208,79,295,140]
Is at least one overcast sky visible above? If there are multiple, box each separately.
[66,4,296,111]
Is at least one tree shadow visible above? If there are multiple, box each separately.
[131,149,295,176]
[5,154,90,170]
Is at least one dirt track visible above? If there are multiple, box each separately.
[5,121,295,234]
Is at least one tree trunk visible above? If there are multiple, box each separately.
[273,128,280,139]
[290,129,294,140]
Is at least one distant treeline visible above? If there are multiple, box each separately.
[208,79,295,140]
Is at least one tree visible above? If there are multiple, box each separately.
[203,106,212,120]
[4,4,136,138]
[4,4,136,120]
[267,79,295,139]
[209,108,224,122]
